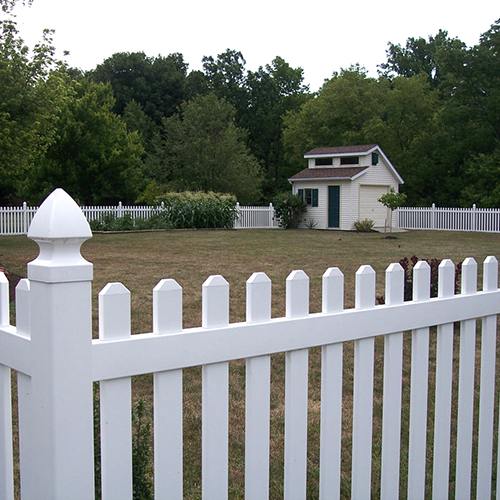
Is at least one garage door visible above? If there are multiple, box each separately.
[359,185,390,227]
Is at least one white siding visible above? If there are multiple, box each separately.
[294,149,401,230]
[293,183,329,229]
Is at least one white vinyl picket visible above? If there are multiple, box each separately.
[407,261,431,500]
[319,267,344,500]
[201,275,230,500]
[245,272,272,500]
[284,270,310,500]
[380,263,404,500]
[99,283,133,500]
[3,188,500,500]
[455,259,478,500]
[351,265,376,499]
[153,279,183,500]
[432,260,455,499]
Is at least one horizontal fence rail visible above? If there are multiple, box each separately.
[0,202,277,234]
[1,188,500,500]
[399,204,500,232]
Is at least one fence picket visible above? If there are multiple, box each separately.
[455,258,478,500]
[477,256,498,500]
[351,265,376,500]
[432,260,456,499]
[407,261,431,500]
[245,272,272,500]
[99,283,133,500]
[202,275,230,500]
[0,270,13,500]
[15,280,34,500]
[380,263,404,500]
[153,279,183,500]
[319,267,344,500]
[284,270,310,500]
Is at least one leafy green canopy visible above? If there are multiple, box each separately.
[163,93,263,204]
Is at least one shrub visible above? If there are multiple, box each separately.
[89,192,238,231]
[158,191,238,229]
[273,192,307,229]
[353,219,375,232]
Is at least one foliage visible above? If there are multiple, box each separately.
[243,57,310,196]
[163,93,263,204]
[378,187,407,232]
[24,78,146,205]
[460,148,500,207]
[90,192,238,231]
[272,192,307,229]
[91,51,188,124]
[353,219,375,232]
[0,15,67,202]
[306,218,317,229]
[156,191,238,229]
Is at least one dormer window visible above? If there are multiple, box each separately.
[340,156,359,165]
[315,158,333,166]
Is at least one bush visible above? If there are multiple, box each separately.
[273,192,307,229]
[89,192,239,231]
[158,191,238,229]
[353,219,375,232]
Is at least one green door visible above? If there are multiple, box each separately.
[328,186,340,228]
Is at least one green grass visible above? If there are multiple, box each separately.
[1,228,499,499]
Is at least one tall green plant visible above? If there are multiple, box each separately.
[272,192,307,229]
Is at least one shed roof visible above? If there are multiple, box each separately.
[288,167,368,181]
[304,145,378,157]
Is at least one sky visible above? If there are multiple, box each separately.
[12,0,500,92]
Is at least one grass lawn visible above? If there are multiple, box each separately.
[1,228,499,498]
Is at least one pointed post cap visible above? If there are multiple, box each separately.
[27,189,93,283]
[28,188,92,240]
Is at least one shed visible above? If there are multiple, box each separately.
[288,144,404,230]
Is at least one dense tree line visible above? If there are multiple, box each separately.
[1,0,499,207]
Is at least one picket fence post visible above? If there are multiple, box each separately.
[26,188,95,499]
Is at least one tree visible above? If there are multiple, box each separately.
[378,187,407,232]
[163,93,263,204]
[460,148,500,207]
[379,30,466,89]
[202,49,248,121]
[244,57,309,196]
[91,52,188,123]
[0,11,68,202]
[25,79,145,205]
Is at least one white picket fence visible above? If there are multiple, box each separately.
[1,188,500,499]
[234,203,279,229]
[399,204,500,232]
[0,202,277,235]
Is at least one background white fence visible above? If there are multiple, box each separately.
[0,202,277,235]
[1,188,500,499]
[399,204,500,232]
[234,203,279,229]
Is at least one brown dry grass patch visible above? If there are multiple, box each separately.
[2,228,500,498]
